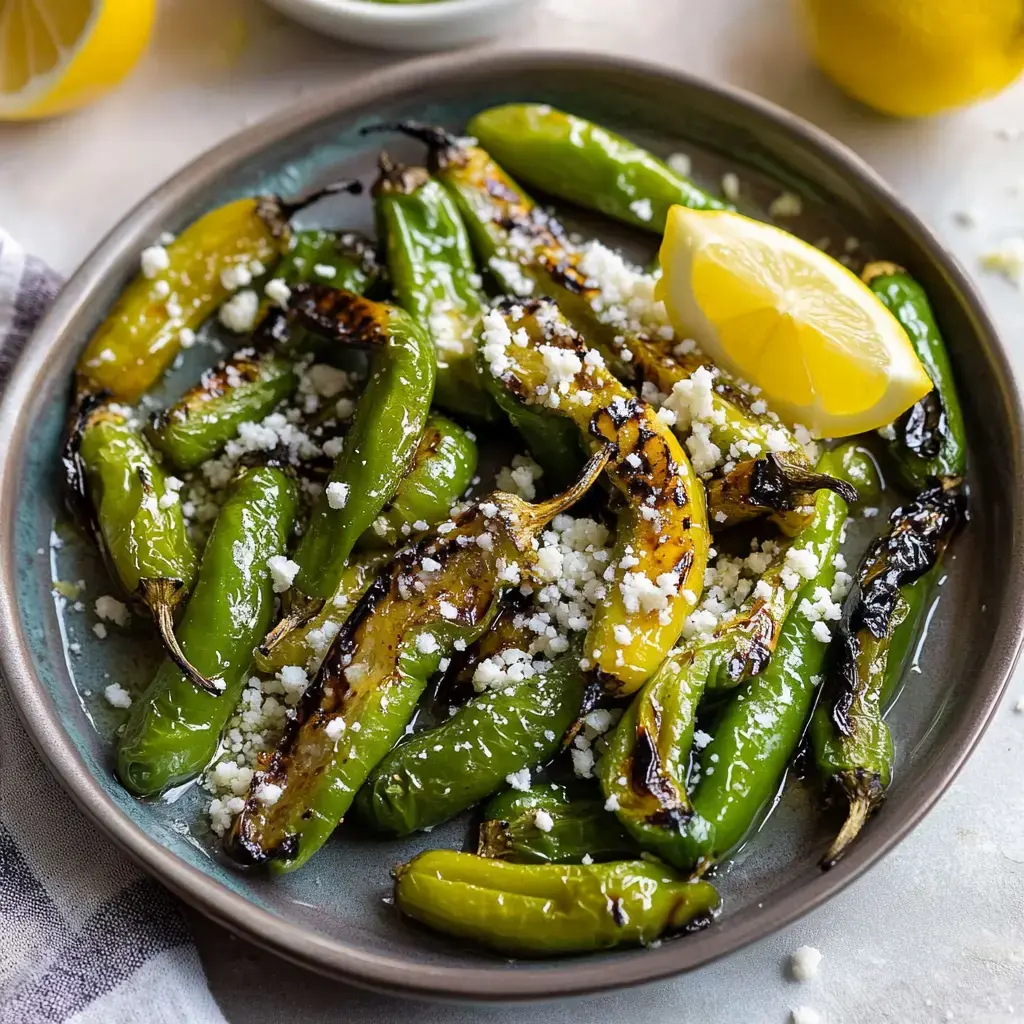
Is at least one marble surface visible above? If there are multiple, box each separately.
[2,0,1024,1020]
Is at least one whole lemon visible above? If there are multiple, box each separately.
[798,0,1024,117]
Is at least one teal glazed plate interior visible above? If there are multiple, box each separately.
[2,52,1023,1001]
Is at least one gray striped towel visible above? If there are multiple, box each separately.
[0,228,226,1024]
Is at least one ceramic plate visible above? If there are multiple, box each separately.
[1,52,1022,1000]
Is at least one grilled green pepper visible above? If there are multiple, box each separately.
[116,465,299,796]
[374,156,496,421]
[394,851,720,956]
[263,285,435,646]
[599,445,864,869]
[664,446,879,870]
[146,347,297,471]
[65,399,204,687]
[358,413,477,549]
[478,784,638,865]
[76,182,360,401]
[228,448,611,873]
[278,229,380,294]
[863,261,967,490]
[466,103,727,232]
[481,298,709,694]
[811,482,963,867]
[379,123,839,530]
[253,550,391,675]
[354,643,588,835]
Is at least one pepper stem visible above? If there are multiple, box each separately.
[762,453,860,508]
[525,446,613,534]
[257,179,364,236]
[139,578,223,697]
[476,820,511,859]
[371,152,431,197]
[258,593,326,658]
[861,260,904,285]
[359,121,465,170]
[821,795,871,870]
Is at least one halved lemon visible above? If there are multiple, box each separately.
[0,0,155,121]
[656,206,932,438]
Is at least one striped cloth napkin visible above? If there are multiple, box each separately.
[0,228,227,1024]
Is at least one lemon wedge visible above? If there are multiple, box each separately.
[656,206,932,438]
[0,0,155,121]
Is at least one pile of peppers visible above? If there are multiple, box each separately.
[62,103,967,959]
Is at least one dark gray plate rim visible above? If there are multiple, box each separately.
[1,50,1022,1002]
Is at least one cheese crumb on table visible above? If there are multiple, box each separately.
[790,1008,821,1024]
[790,945,823,982]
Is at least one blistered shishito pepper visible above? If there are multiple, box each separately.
[480,298,708,694]
[262,286,436,648]
[377,123,845,530]
[478,784,638,865]
[599,446,863,869]
[654,446,878,870]
[374,156,497,421]
[147,347,297,471]
[277,229,380,294]
[811,482,963,868]
[76,182,361,401]
[116,465,298,796]
[394,850,720,956]
[354,643,588,835]
[228,448,610,873]
[253,550,391,676]
[357,413,478,550]
[466,104,727,232]
[64,400,204,688]
[862,261,967,490]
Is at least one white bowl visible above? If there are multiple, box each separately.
[264,0,536,51]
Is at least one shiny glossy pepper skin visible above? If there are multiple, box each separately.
[147,348,297,471]
[810,482,963,868]
[228,450,610,873]
[374,160,497,421]
[478,785,638,865]
[277,229,380,294]
[76,198,281,401]
[482,298,709,695]
[394,850,720,956]
[287,286,436,603]
[863,262,967,490]
[466,104,727,233]
[67,401,200,680]
[358,413,478,550]
[669,448,877,869]
[353,647,588,835]
[598,445,867,869]
[116,466,298,796]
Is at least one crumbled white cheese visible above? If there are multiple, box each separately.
[264,278,291,308]
[255,782,283,807]
[94,595,130,627]
[533,809,554,832]
[92,622,108,640]
[140,245,170,279]
[721,172,740,202]
[220,263,252,291]
[267,555,300,593]
[629,198,653,222]
[667,152,692,176]
[104,682,132,708]
[313,263,337,279]
[769,192,803,218]
[790,1008,821,1024]
[325,482,349,509]
[811,621,832,644]
[505,768,531,792]
[604,794,620,812]
[495,453,543,501]
[415,633,439,655]
[790,945,823,982]
[218,289,259,332]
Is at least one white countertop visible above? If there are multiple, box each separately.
[3,0,1024,1021]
